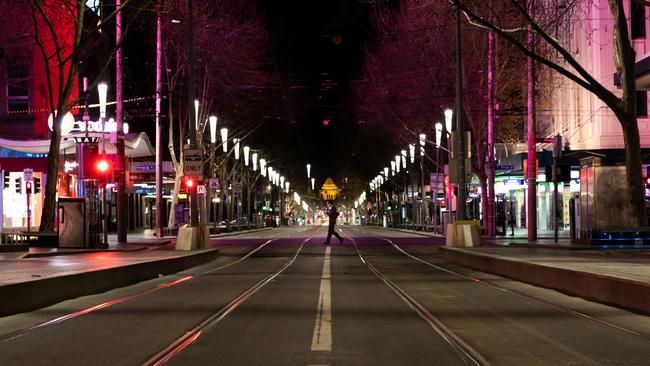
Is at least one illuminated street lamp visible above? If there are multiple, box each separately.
[401,150,407,169]
[383,167,389,177]
[233,138,240,160]
[194,99,199,132]
[311,178,315,191]
[260,158,267,176]
[395,155,401,173]
[243,146,250,166]
[252,153,258,171]
[435,122,443,147]
[391,161,396,176]
[306,163,311,178]
[209,116,217,144]
[220,128,228,152]
[419,133,426,156]
[409,144,415,164]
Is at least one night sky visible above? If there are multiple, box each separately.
[257,0,376,192]
[120,0,380,196]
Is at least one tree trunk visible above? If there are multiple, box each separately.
[620,112,647,227]
[167,166,183,229]
[39,124,63,232]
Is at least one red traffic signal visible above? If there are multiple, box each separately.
[646,177,650,185]
[322,119,330,126]
[26,181,32,191]
[97,159,110,173]
[184,177,196,191]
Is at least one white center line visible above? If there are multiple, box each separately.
[311,246,332,352]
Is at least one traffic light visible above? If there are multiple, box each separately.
[14,178,21,194]
[25,181,32,193]
[35,177,41,193]
[322,119,330,126]
[96,158,110,173]
[3,172,9,189]
[184,176,196,192]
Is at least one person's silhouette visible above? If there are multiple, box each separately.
[323,201,343,244]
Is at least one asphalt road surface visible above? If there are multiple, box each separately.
[2,226,650,365]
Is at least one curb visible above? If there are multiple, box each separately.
[0,249,219,316]
[380,227,443,238]
[21,246,148,259]
[211,227,273,238]
[439,247,650,314]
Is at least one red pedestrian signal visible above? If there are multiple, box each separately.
[185,177,195,191]
[97,159,110,173]
[322,119,329,126]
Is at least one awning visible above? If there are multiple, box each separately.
[0,132,155,158]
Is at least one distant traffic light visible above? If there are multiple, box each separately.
[322,119,330,126]
[35,177,41,193]
[96,158,110,173]
[25,181,32,193]
[184,176,196,191]
[3,172,9,189]
[15,178,21,194]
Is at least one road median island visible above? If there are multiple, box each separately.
[0,248,219,316]
[440,247,650,314]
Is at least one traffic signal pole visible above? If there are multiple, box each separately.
[187,0,199,227]
[116,0,127,243]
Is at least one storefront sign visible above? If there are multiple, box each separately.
[73,136,101,143]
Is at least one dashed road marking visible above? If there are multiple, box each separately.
[311,246,332,352]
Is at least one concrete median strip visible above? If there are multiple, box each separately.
[0,249,219,316]
[440,247,650,314]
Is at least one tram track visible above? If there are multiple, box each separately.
[381,237,650,344]
[348,235,490,366]
[0,228,321,344]
[141,236,312,366]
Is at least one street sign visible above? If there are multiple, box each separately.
[197,185,206,194]
[234,183,243,193]
[496,165,514,171]
[23,168,33,182]
[429,173,444,191]
[209,178,220,190]
[183,149,203,175]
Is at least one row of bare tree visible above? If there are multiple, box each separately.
[356,0,648,229]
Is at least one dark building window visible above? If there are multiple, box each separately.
[6,64,29,114]
[632,1,646,39]
[637,91,648,117]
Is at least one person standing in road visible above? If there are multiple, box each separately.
[323,200,344,244]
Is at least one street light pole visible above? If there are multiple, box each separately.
[116,0,127,243]
[155,3,163,238]
[187,0,199,226]
[455,3,467,221]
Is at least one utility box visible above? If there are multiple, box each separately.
[578,157,630,243]
[58,184,104,248]
[58,198,87,248]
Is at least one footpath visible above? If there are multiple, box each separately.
[0,228,271,316]
[385,226,650,314]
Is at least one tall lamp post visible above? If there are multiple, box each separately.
[98,82,108,246]
[209,116,217,231]
[306,163,311,195]
[444,109,453,219]
[435,122,443,232]
[419,133,427,230]
[409,144,415,228]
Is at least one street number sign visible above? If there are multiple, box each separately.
[23,168,34,182]
[183,149,203,175]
